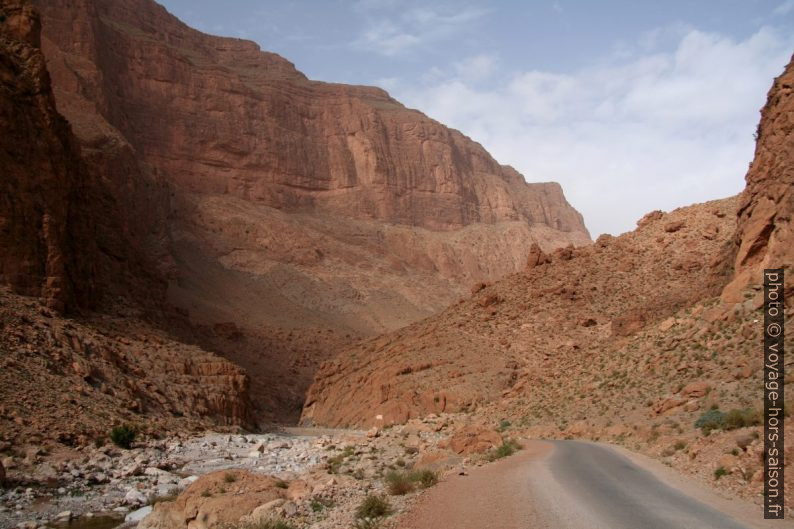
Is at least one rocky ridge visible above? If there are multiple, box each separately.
[724,52,794,304]
[302,197,739,427]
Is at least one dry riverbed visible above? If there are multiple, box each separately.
[0,415,474,529]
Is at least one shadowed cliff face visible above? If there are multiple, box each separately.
[0,0,254,439]
[0,0,173,314]
[0,1,88,312]
[29,0,591,423]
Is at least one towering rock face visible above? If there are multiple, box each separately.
[301,54,794,430]
[0,0,172,314]
[30,0,589,422]
[0,1,88,312]
[34,0,588,234]
[724,54,794,306]
[0,0,254,439]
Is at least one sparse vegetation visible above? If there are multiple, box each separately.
[327,446,355,474]
[695,409,725,434]
[385,471,414,495]
[484,439,522,462]
[496,419,511,432]
[723,408,761,430]
[309,497,335,512]
[237,520,296,529]
[110,425,137,449]
[412,469,438,488]
[274,479,289,489]
[224,472,237,483]
[384,469,438,495]
[355,494,392,519]
[714,467,728,480]
[695,408,761,434]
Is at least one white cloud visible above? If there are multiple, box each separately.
[385,26,794,236]
[453,53,499,82]
[774,0,794,15]
[352,5,488,56]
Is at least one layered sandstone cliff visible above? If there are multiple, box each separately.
[300,55,794,432]
[34,0,588,235]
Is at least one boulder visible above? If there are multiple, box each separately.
[126,505,153,523]
[124,488,149,506]
[442,426,503,455]
[138,470,288,529]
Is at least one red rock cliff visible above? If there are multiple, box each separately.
[33,0,589,236]
[0,1,90,311]
[723,54,794,306]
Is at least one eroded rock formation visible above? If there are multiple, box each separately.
[724,54,794,306]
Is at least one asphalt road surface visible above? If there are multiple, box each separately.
[398,440,790,529]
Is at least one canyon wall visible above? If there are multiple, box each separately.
[724,54,794,306]
[34,0,589,234]
[28,0,590,423]
[0,0,254,439]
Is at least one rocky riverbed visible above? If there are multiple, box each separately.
[0,416,495,529]
[0,430,353,529]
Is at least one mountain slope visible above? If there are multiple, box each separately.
[302,54,794,429]
[31,0,590,423]
[300,54,794,507]
[301,196,739,427]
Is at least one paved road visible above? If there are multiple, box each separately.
[538,440,748,528]
[399,440,786,529]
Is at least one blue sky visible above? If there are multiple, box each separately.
[160,0,794,235]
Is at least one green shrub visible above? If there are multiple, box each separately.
[385,471,414,495]
[496,419,511,432]
[484,439,522,462]
[724,408,761,430]
[411,469,438,488]
[384,469,439,495]
[224,472,237,483]
[110,425,137,449]
[694,410,725,434]
[714,467,728,480]
[355,494,392,519]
